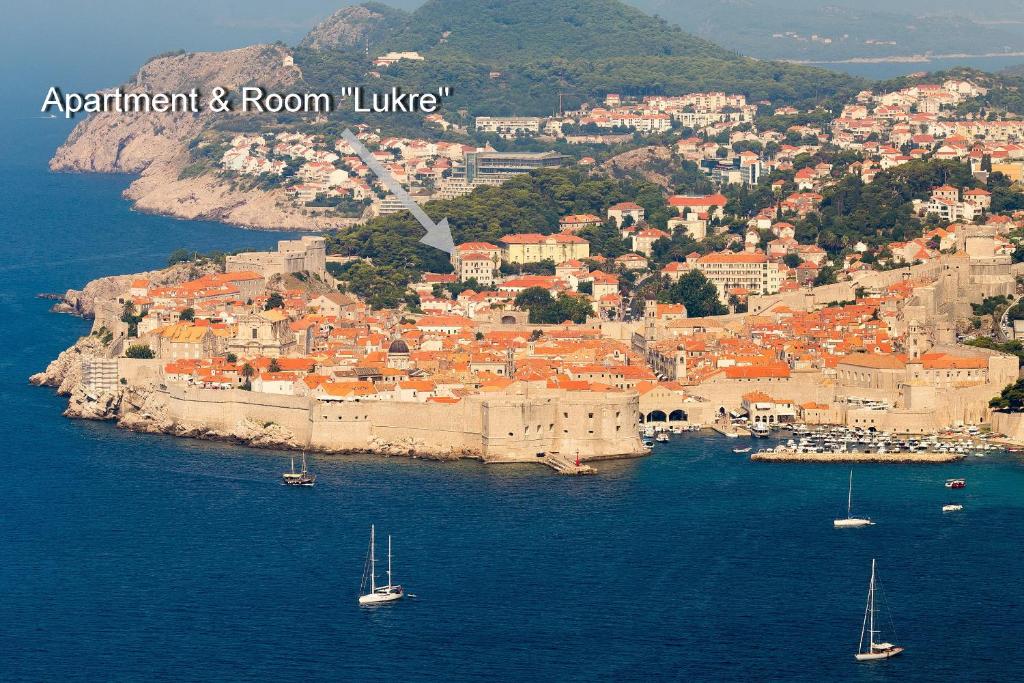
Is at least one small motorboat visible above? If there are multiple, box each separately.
[732,447,752,454]
[942,504,964,513]
[945,478,966,489]
[656,432,670,443]
[642,438,655,448]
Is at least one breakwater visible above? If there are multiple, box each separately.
[751,450,963,463]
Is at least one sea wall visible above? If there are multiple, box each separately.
[992,411,1024,443]
[146,384,645,462]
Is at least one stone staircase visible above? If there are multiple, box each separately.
[541,452,596,475]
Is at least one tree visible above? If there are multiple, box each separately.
[265,293,284,310]
[268,358,282,373]
[179,307,195,321]
[514,287,593,324]
[814,265,839,286]
[225,353,238,363]
[167,248,193,266]
[990,377,1024,411]
[125,344,155,359]
[656,270,726,317]
[241,362,255,391]
[783,253,802,269]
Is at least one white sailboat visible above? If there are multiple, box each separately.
[855,559,904,661]
[358,525,404,605]
[834,470,874,528]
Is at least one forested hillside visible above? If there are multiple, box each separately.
[295,0,864,114]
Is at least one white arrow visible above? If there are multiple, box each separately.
[340,128,454,254]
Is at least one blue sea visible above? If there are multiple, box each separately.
[2,70,1024,683]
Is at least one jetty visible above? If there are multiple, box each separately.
[751,450,963,463]
[541,453,597,475]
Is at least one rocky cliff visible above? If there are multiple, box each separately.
[52,45,299,173]
[48,45,335,230]
[299,3,408,52]
[53,261,219,319]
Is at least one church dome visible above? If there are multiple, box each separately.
[388,339,410,354]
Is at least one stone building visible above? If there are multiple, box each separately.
[499,233,589,265]
[227,310,296,358]
[225,236,327,280]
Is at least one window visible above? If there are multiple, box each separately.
[251,328,258,339]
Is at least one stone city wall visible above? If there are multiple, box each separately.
[155,384,644,461]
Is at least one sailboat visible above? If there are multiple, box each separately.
[834,470,874,528]
[281,451,316,486]
[358,525,404,605]
[855,559,904,661]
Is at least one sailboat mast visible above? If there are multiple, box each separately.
[370,525,377,592]
[848,470,854,518]
[387,535,393,587]
[868,559,877,648]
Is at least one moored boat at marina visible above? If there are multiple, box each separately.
[750,423,770,438]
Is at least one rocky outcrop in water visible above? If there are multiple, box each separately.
[29,335,110,394]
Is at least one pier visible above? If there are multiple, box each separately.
[751,451,964,463]
[541,453,597,475]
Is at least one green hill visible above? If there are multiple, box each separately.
[296,0,864,112]
[386,0,729,61]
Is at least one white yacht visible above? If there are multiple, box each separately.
[834,471,874,528]
[359,525,404,605]
[855,559,904,661]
